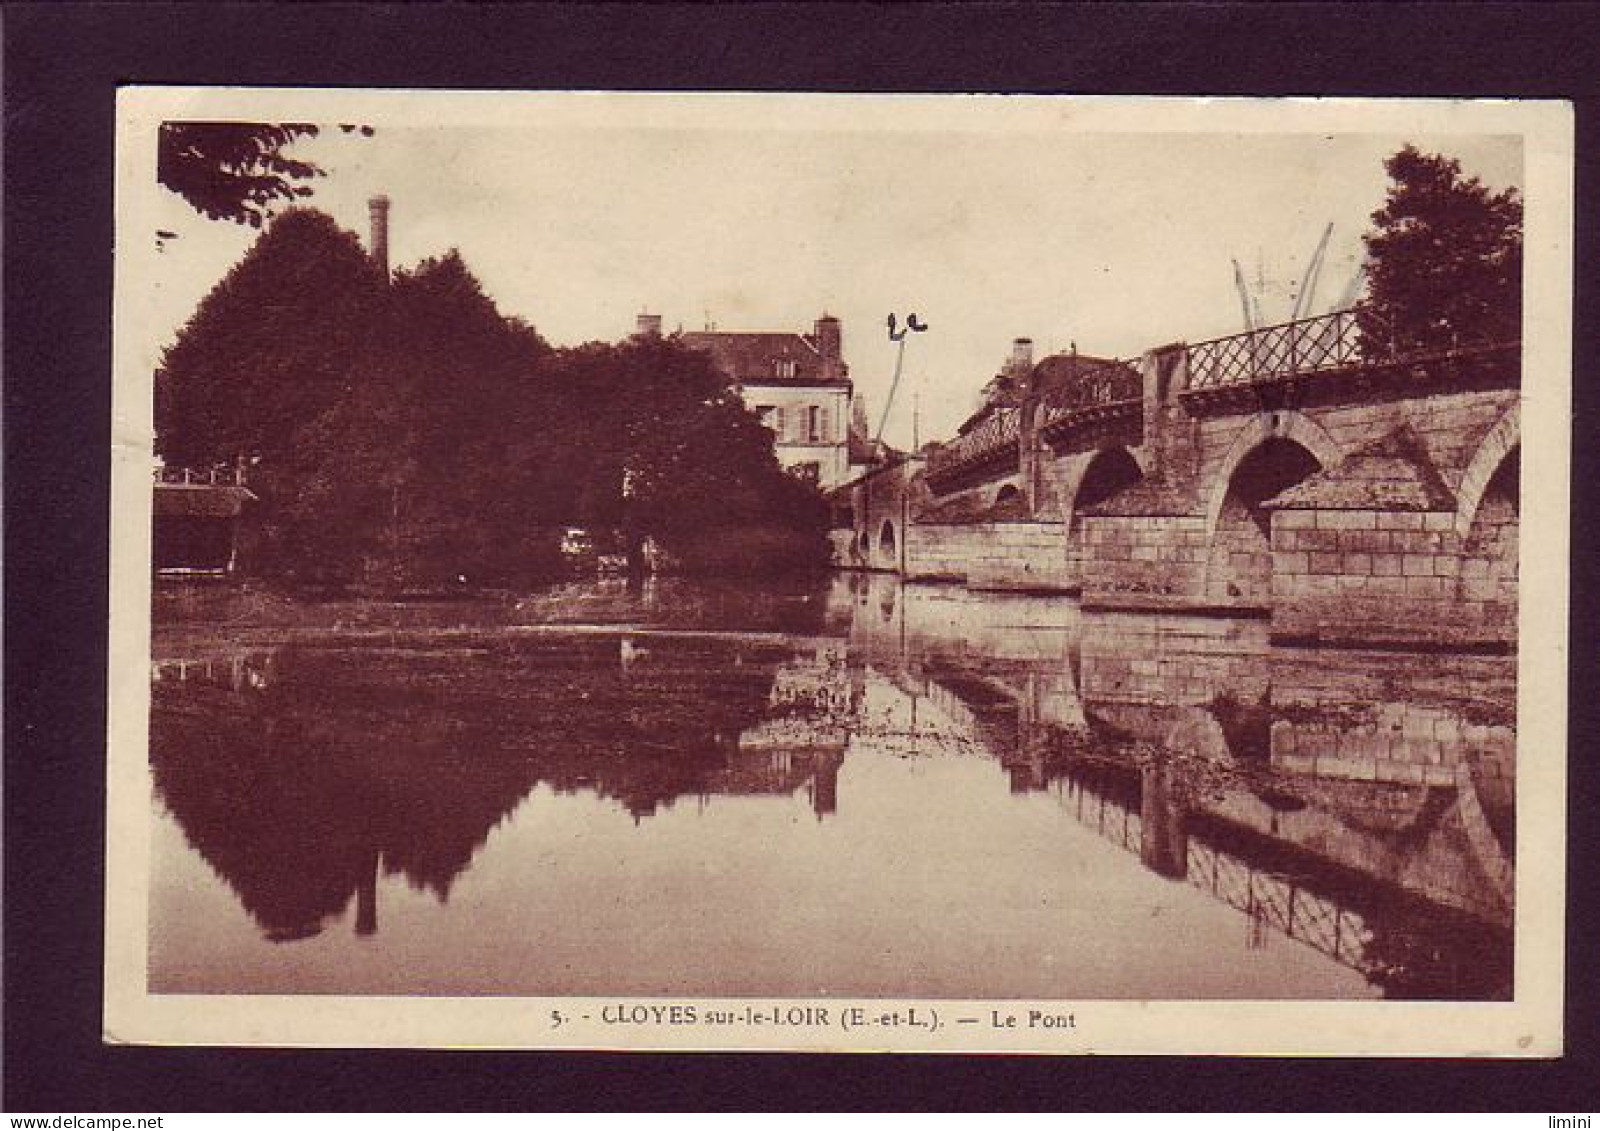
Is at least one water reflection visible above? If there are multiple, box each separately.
[149,574,1513,999]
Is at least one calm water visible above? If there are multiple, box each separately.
[148,575,1514,1000]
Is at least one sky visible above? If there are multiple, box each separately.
[142,98,1522,450]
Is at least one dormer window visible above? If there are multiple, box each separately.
[774,358,798,379]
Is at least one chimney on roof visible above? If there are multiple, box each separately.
[814,314,842,360]
[635,312,662,338]
[1009,337,1034,375]
[814,314,843,379]
[367,195,390,278]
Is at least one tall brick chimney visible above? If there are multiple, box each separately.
[814,314,843,379]
[367,195,390,277]
[1009,337,1034,376]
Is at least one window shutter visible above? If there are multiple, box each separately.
[775,406,787,440]
[817,406,830,443]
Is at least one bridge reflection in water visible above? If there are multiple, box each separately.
[148,575,1512,999]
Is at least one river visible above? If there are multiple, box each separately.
[146,574,1514,1000]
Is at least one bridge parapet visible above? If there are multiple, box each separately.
[1186,309,1364,392]
[923,407,1021,490]
[1184,305,1516,415]
[1036,358,1143,438]
[1182,307,1518,410]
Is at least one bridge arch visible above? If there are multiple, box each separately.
[1204,425,1332,601]
[1074,446,1145,521]
[1060,445,1148,527]
[1459,422,1518,629]
[1455,403,1520,536]
[1203,411,1343,539]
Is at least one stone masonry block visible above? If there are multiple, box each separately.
[1273,753,1319,776]
[1340,529,1390,553]
[1371,575,1411,597]
[1316,757,1380,782]
[1404,575,1447,599]
[1378,512,1425,531]
[1274,551,1309,575]
[1317,511,1377,530]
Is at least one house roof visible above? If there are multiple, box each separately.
[1265,427,1455,512]
[681,330,851,388]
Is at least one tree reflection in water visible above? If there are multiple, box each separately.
[151,636,844,943]
[149,576,1514,1000]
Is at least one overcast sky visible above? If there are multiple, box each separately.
[143,98,1522,449]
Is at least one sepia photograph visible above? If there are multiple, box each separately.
[103,89,1571,1054]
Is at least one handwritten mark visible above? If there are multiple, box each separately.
[876,312,929,443]
[886,313,929,342]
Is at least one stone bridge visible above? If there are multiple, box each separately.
[832,575,1513,994]
[838,309,1520,647]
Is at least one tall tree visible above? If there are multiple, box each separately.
[1358,145,1522,358]
[160,211,827,587]
[156,208,387,467]
[552,335,830,575]
[259,250,557,588]
[372,252,554,584]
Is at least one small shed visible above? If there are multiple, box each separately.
[152,469,256,576]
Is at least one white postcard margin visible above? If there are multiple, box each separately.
[104,89,1572,1055]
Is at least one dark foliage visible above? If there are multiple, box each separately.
[158,122,326,227]
[1358,146,1522,359]
[551,336,832,576]
[156,209,387,467]
[158,209,830,588]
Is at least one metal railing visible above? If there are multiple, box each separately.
[155,465,247,487]
[924,407,1021,481]
[1036,358,1142,428]
[1186,839,1369,967]
[1186,308,1363,391]
[1062,773,1374,973]
[1184,306,1518,392]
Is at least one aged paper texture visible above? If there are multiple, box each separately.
[106,89,1570,1054]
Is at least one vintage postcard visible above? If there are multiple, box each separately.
[105,89,1571,1054]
